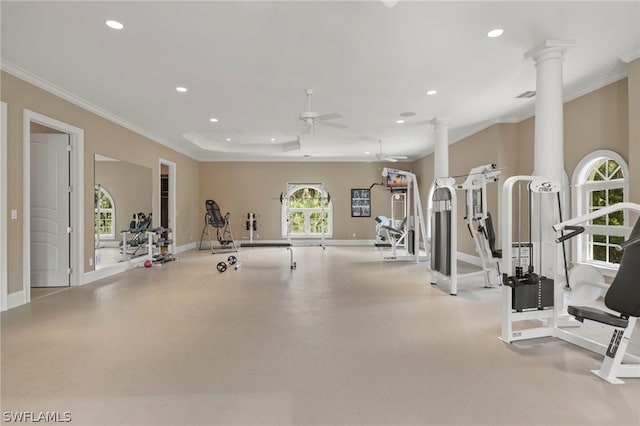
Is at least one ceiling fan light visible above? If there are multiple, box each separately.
[487,28,504,38]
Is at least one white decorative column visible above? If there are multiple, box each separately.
[526,40,574,181]
[432,118,449,179]
[525,40,574,282]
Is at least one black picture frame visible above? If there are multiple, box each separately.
[351,188,371,217]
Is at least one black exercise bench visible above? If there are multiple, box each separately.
[567,217,640,383]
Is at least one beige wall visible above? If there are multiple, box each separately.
[564,78,629,176]
[198,162,412,241]
[1,71,200,294]
[95,160,153,240]
[2,68,637,295]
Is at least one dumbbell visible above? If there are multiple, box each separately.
[216,255,238,273]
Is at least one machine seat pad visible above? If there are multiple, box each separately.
[568,305,628,328]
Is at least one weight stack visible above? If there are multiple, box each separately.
[512,278,554,312]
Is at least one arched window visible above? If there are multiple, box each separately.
[95,186,115,240]
[282,184,332,238]
[572,150,628,267]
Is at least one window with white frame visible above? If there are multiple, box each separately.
[572,151,628,267]
[282,185,332,238]
[95,186,115,240]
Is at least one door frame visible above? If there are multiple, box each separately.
[1,102,7,310]
[158,158,176,253]
[23,110,84,302]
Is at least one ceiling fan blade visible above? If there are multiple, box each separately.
[376,154,397,162]
[301,122,312,135]
[315,112,343,121]
[317,121,348,130]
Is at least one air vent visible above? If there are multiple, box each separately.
[516,91,536,99]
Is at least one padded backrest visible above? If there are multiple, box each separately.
[129,212,147,231]
[605,217,640,317]
[485,212,497,253]
[205,200,226,228]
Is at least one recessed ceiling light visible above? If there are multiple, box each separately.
[209,117,218,122]
[270,138,276,142]
[396,119,405,124]
[176,87,187,93]
[427,90,437,95]
[226,138,232,141]
[365,151,371,155]
[487,28,504,38]
[105,20,124,30]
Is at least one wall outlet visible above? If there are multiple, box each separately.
[11,209,17,220]
[88,257,93,266]
[352,233,356,238]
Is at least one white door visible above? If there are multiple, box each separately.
[31,133,70,287]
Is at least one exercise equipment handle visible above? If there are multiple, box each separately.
[555,225,585,243]
[618,234,640,250]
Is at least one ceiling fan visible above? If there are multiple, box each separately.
[376,139,408,162]
[299,89,348,135]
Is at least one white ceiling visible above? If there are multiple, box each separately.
[2,1,639,162]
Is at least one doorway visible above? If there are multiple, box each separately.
[30,132,70,287]
[158,158,176,253]
[1,102,7,310]
[23,110,84,304]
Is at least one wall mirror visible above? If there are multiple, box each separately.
[94,154,152,269]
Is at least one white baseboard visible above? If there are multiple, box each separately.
[83,257,148,285]
[6,290,26,310]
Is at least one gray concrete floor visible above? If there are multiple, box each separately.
[2,247,639,425]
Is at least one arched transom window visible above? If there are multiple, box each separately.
[95,185,115,240]
[572,151,628,267]
[282,184,332,238]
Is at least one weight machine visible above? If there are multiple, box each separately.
[554,202,640,383]
[374,168,427,262]
[375,192,409,259]
[120,212,153,259]
[429,164,503,295]
[499,175,640,384]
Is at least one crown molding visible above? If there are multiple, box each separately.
[0,59,196,160]
[619,49,640,64]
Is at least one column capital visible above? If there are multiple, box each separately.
[430,117,450,128]
[524,40,575,62]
